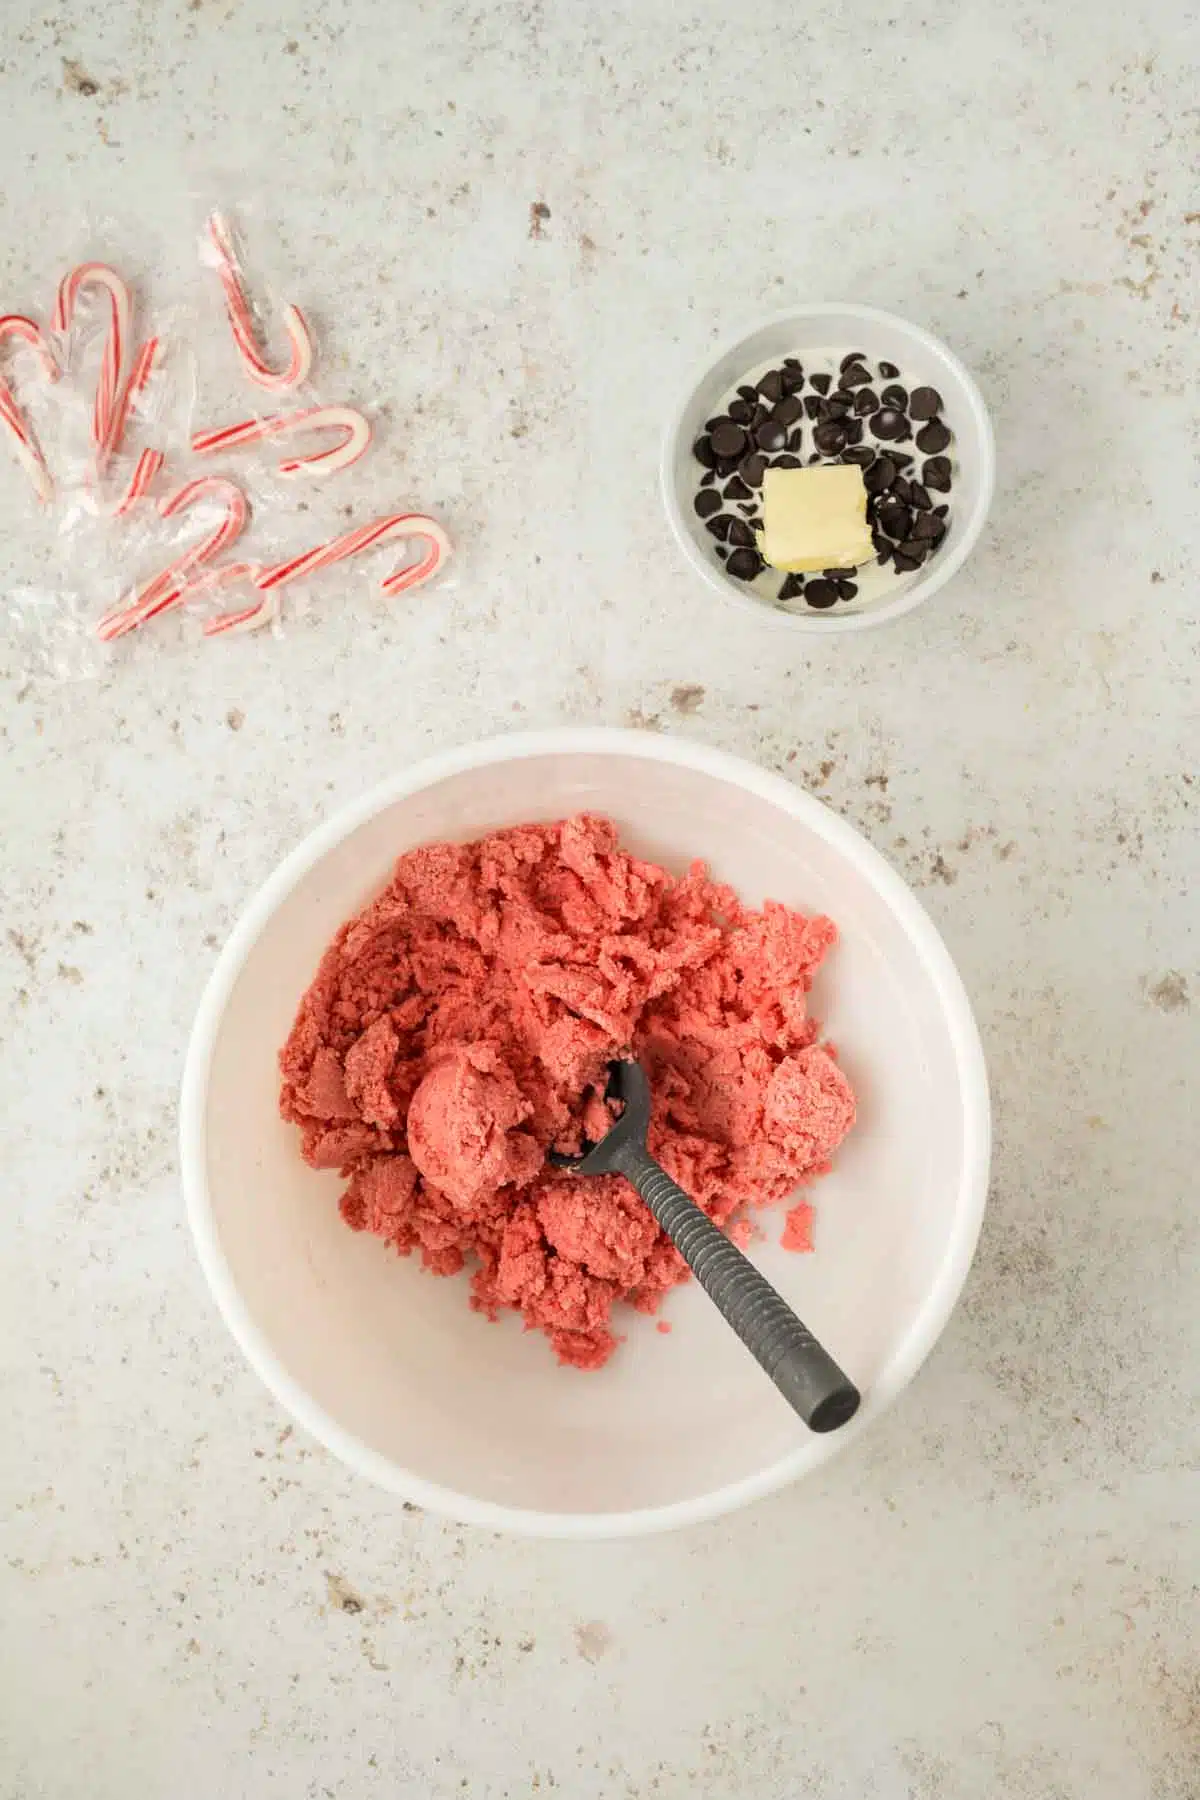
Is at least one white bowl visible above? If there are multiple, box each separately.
[661,303,996,633]
[181,730,990,1537]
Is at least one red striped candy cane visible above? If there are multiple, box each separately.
[96,477,250,642]
[205,213,313,392]
[0,315,61,504]
[255,513,451,597]
[111,446,165,516]
[197,563,278,639]
[191,404,371,477]
[53,263,132,469]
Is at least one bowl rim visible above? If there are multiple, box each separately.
[660,301,997,635]
[180,727,991,1538]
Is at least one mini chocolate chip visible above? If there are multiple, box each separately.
[773,394,804,427]
[728,398,753,425]
[804,395,823,420]
[839,351,869,372]
[705,514,735,540]
[694,489,722,519]
[737,502,758,516]
[878,360,900,379]
[715,542,728,558]
[842,418,864,445]
[923,456,952,491]
[909,482,931,510]
[909,386,943,420]
[912,511,943,541]
[805,580,839,609]
[897,539,930,565]
[863,454,896,494]
[773,453,803,468]
[916,419,951,454]
[878,500,911,539]
[728,518,756,548]
[737,384,758,404]
[724,475,752,501]
[756,418,788,451]
[778,573,805,602]
[880,384,908,410]
[836,578,858,600]
[854,387,880,415]
[809,372,832,395]
[739,452,767,487]
[933,503,950,518]
[843,445,876,468]
[756,369,785,402]
[787,429,804,451]
[838,363,872,390]
[709,419,747,459]
[807,452,822,464]
[872,408,907,441]
[813,420,848,455]
[726,547,763,580]
[693,435,716,468]
[892,550,922,572]
[700,468,717,487]
[781,364,806,394]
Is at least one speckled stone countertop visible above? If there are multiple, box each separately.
[1,2,1196,1797]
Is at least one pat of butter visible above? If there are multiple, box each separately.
[758,464,874,573]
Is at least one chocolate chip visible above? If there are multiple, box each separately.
[912,510,944,542]
[773,394,804,427]
[878,360,899,379]
[878,500,911,539]
[810,372,832,395]
[909,386,943,420]
[778,573,805,602]
[813,420,848,455]
[705,514,734,540]
[694,489,722,519]
[822,392,853,418]
[891,475,912,504]
[892,549,922,572]
[839,351,868,371]
[802,395,822,420]
[853,388,880,415]
[805,579,838,609]
[756,418,788,452]
[693,435,716,469]
[838,363,872,390]
[934,503,950,518]
[781,363,805,394]
[724,475,752,501]
[700,468,717,487]
[909,482,931,511]
[705,417,722,432]
[737,502,757,516]
[863,454,896,494]
[715,455,741,479]
[836,578,858,601]
[709,419,747,459]
[842,417,864,446]
[715,542,728,559]
[728,398,753,426]
[915,419,951,454]
[822,567,848,580]
[728,518,756,548]
[752,403,770,428]
[807,452,823,464]
[786,429,804,452]
[874,540,892,564]
[843,445,876,468]
[726,547,763,581]
[739,453,767,487]
[773,453,803,468]
[923,456,952,491]
[756,369,785,402]
[880,384,908,410]
[737,384,758,404]
[897,539,930,565]
[872,408,908,441]
[891,450,915,468]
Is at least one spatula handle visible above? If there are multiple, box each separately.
[618,1145,860,1432]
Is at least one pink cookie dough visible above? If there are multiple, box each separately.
[279,814,855,1371]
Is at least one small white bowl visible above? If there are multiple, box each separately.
[181,730,990,1538]
[661,303,996,633]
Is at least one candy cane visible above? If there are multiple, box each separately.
[96,477,249,642]
[197,563,278,639]
[255,513,451,597]
[191,405,371,478]
[0,315,61,504]
[53,263,131,468]
[111,446,165,517]
[205,212,313,392]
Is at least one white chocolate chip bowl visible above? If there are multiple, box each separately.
[661,304,995,633]
[181,729,991,1539]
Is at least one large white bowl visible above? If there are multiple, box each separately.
[181,730,990,1537]
[661,303,996,633]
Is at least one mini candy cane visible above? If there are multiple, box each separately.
[205,212,313,392]
[96,476,249,642]
[111,446,165,517]
[191,405,371,478]
[256,513,451,597]
[52,263,132,468]
[0,315,61,504]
